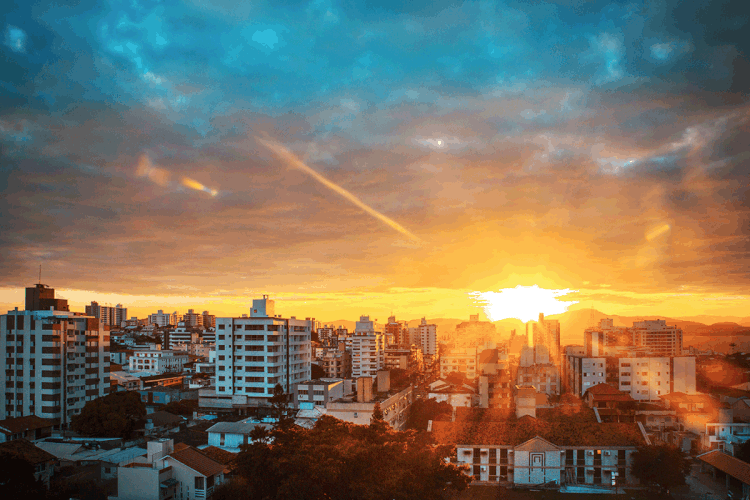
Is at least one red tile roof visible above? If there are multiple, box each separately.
[0,439,56,464]
[168,446,225,477]
[698,451,750,485]
[431,417,645,447]
[200,446,238,466]
[0,415,56,435]
[586,383,625,395]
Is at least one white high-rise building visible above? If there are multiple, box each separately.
[418,318,437,356]
[1,286,110,425]
[148,310,174,327]
[86,301,128,328]
[351,315,385,378]
[213,296,312,403]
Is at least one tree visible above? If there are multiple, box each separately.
[229,415,469,500]
[736,440,750,463]
[162,398,199,417]
[406,398,453,431]
[371,402,384,423]
[311,363,326,380]
[71,391,146,438]
[0,454,45,499]
[631,445,691,490]
[269,384,293,430]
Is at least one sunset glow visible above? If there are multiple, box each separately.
[471,286,579,323]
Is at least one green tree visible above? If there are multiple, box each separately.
[229,415,469,500]
[406,398,453,431]
[631,445,691,489]
[71,391,146,438]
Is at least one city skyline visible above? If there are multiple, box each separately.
[1,1,748,322]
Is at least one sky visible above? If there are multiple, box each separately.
[0,0,748,323]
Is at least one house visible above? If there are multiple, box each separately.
[431,404,647,487]
[583,383,636,410]
[0,438,57,487]
[144,410,185,436]
[206,419,274,452]
[427,378,476,408]
[111,439,224,500]
[0,415,57,443]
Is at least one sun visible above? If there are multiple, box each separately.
[470,285,579,323]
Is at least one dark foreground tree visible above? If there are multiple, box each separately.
[406,398,453,431]
[631,445,691,489]
[162,398,199,416]
[71,391,146,438]
[211,415,469,500]
[0,454,45,499]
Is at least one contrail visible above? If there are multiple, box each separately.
[258,137,421,243]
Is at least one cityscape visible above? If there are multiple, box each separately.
[1,0,749,500]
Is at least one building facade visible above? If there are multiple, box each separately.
[211,296,312,406]
[1,285,110,425]
[563,352,697,401]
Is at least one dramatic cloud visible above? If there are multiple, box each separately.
[0,0,748,320]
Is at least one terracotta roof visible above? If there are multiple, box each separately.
[0,415,56,435]
[585,383,625,395]
[698,451,750,485]
[168,446,225,477]
[431,417,645,447]
[200,446,237,465]
[0,439,57,464]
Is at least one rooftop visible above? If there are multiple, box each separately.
[432,418,645,447]
[0,415,56,435]
[0,438,57,464]
[698,450,750,485]
[168,446,226,477]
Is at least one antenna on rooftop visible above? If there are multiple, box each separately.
[38,264,42,285]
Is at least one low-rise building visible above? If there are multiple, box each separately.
[293,379,345,408]
[325,384,414,430]
[129,346,189,374]
[111,439,225,500]
[431,405,646,487]
[0,438,57,487]
[0,415,57,443]
[206,419,274,452]
[441,347,479,379]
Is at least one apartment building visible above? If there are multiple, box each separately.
[517,345,560,396]
[1,284,110,425]
[526,313,561,363]
[351,316,385,379]
[129,346,189,374]
[585,318,683,357]
[202,311,216,329]
[315,343,352,379]
[418,317,438,356]
[441,347,479,379]
[563,351,696,401]
[384,316,405,347]
[85,302,128,328]
[182,309,204,328]
[147,310,177,328]
[166,322,199,350]
[207,296,312,409]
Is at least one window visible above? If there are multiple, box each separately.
[195,477,205,490]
